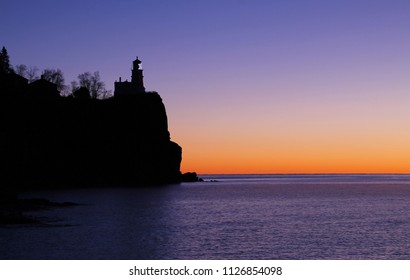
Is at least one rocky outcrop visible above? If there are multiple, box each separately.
[0,193,78,225]
[0,93,182,189]
[181,172,202,182]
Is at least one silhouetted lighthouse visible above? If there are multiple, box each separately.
[114,57,146,97]
[131,57,145,91]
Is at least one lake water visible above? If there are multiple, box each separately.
[2,174,410,259]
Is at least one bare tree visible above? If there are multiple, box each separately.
[77,71,111,99]
[14,64,39,82]
[42,68,65,92]
[99,88,112,99]
[78,72,92,91]
[26,66,40,82]
[70,80,80,94]
[15,64,39,82]
[14,64,27,76]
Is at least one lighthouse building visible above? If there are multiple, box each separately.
[114,57,146,97]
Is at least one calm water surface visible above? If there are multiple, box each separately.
[2,174,410,259]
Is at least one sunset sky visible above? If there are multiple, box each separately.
[2,0,410,174]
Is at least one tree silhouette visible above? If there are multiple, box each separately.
[14,64,67,95]
[77,71,111,99]
[26,66,40,83]
[69,80,80,95]
[2,46,112,99]
[0,46,14,75]
[15,64,39,82]
[42,68,65,92]
[14,64,27,76]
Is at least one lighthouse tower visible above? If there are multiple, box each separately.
[131,57,145,92]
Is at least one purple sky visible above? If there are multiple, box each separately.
[2,0,410,173]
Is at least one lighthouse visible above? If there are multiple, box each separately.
[114,57,146,97]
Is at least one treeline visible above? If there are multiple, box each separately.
[0,46,111,99]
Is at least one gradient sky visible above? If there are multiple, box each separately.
[2,0,410,174]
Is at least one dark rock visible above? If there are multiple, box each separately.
[181,172,202,182]
[0,196,79,225]
[0,57,183,189]
[0,93,182,189]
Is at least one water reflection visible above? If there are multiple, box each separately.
[2,175,410,259]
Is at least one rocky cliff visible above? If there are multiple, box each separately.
[0,93,182,189]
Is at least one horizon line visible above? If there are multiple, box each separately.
[197,172,410,176]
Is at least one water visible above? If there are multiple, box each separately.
[2,174,410,259]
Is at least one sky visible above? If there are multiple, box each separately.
[2,0,410,174]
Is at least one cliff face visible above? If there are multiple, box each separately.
[0,93,182,188]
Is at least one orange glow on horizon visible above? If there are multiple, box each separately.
[172,94,410,175]
[180,152,410,175]
[180,151,410,174]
